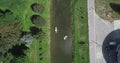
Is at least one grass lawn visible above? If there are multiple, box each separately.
[23,0,50,63]
[71,0,89,63]
[95,0,120,20]
[0,0,50,63]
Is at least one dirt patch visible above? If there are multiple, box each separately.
[31,3,44,13]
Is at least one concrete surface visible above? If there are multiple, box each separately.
[88,0,117,63]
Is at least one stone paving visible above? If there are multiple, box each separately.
[87,0,120,63]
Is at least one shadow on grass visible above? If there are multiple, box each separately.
[110,3,120,14]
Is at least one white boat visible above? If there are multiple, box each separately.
[55,27,58,33]
[63,35,68,40]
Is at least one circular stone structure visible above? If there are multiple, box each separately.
[102,29,120,63]
[31,3,44,13]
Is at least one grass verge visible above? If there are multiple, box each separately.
[0,0,50,63]
[71,0,89,63]
[23,0,50,63]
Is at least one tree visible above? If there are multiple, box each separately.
[31,3,44,13]
[3,53,13,63]
[0,22,22,54]
[30,26,40,35]
[10,56,26,63]
[30,15,46,27]
[32,28,46,40]
[0,9,17,25]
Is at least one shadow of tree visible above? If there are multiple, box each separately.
[110,3,120,14]
[8,44,28,57]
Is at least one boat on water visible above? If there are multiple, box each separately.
[55,27,58,33]
[63,35,68,40]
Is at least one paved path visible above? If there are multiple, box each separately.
[88,0,114,63]
[88,0,96,63]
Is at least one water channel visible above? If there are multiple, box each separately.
[50,0,72,63]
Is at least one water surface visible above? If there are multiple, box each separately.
[50,0,72,63]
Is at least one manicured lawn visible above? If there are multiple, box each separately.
[71,0,89,63]
[23,0,50,63]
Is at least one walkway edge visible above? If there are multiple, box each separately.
[88,0,96,63]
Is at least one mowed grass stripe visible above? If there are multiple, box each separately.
[71,0,89,63]
[23,0,50,63]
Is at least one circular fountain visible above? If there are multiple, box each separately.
[102,29,120,63]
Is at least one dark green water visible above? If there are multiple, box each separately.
[50,0,72,63]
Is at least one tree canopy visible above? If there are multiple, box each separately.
[30,15,46,27]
